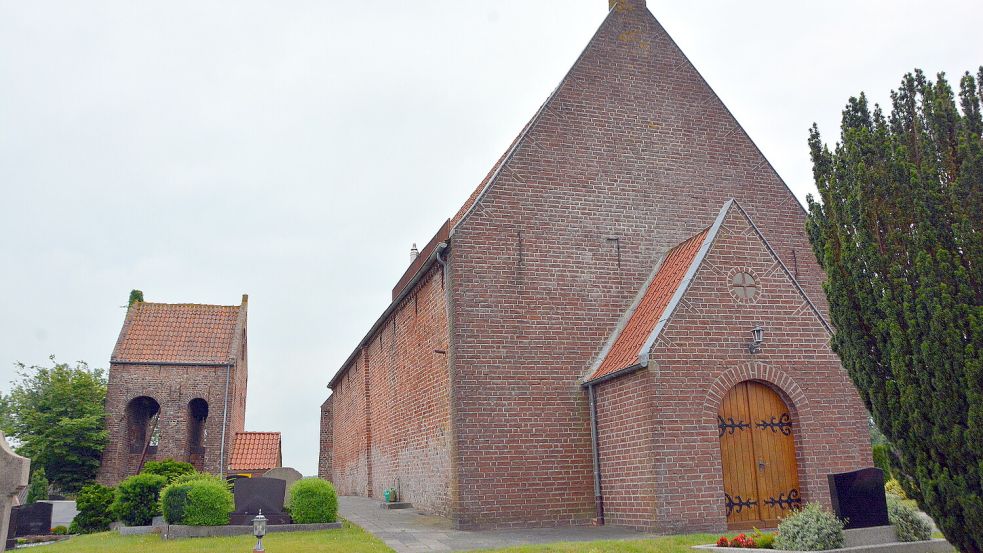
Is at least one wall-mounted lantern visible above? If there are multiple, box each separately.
[749,325,764,354]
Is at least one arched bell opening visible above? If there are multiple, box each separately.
[187,398,209,470]
[125,396,161,456]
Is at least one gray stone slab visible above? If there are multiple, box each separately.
[162,522,342,540]
[40,500,78,529]
[693,538,954,553]
[381,501,414,510]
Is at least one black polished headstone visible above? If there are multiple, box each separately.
[12,502,53,537]
[828,467,890,529]
[230,477,291,525]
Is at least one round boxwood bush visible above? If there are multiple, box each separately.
[182,479,233,526]
[112,473,168,526]
[287,478,338,524]
[141,459,195,484]
[774,503,845,551]
[69,483,115,534]
[160,473,233,526]
[888,497,932,542]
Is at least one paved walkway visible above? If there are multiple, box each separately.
[339,496,654,553]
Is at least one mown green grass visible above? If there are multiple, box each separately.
[38,521,393,553]
[37,526,719,553]
[473,534,716,553]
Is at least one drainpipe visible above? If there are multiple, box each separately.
[219,363,231,477]
[588,383,604,525]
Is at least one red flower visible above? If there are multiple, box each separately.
[717,536,730,547]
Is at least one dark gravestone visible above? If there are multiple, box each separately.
[12,502,53,537]
[230,477,291,525]
[828,467,890,529]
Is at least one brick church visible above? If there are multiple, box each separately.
[318,0,871,532]
[98,293,282,485]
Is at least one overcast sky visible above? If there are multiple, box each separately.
[0,1,978,475]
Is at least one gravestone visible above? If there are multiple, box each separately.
[828,467,891,529]
[1,431,30,551]
[263,467,303,507]
[229,477,291,525]
[11,502,52,537]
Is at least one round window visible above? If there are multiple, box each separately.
[730,272,759,301]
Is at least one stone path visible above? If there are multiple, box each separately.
[339,496,655,553]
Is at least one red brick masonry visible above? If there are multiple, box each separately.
[320,0,870,531]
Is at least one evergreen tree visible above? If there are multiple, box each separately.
[26,468,49,504]
[807,68,983,553]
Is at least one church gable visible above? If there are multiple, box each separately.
[585,200,829,385]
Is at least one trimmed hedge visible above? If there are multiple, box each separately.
[160,472,233,526]
[774,503,845,551]
[69,483,115,534]
[112,473,167,526]
[141,459,195,484]
[287,478,338,524]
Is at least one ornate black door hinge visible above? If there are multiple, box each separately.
[764,489,802,510]
[718,415,751,437]
[725,493,758,516]
[755,413,792,435]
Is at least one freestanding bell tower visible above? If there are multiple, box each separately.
[97,292,249,485]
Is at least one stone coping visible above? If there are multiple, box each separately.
[693,538,953,553]
[161,522,342,540]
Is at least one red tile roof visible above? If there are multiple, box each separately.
[228,432,282,471]
[112,298,246,364]
[586,228,710,383]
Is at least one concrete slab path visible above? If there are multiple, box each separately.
[340,496,656,553]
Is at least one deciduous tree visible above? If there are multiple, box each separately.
[0,357,108,493]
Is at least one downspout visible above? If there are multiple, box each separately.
[588,383,604,525]
[219,362,231,477]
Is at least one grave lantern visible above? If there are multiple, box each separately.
[252,510,267,552]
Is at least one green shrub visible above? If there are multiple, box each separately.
[160,475,233,526]
[169,471,231,490]
[68,483,115,534]
[26,468,49,504]
[160,481,193,524]
[112,473,167,526]
[51,526,68,535]
[872,444,892,479]
[182,480,233,526]
[141,459,195,483]
[752,528,776,549]
[888,497,932,542]
[885,478,908,500]
[774,503,845,551]
[287,478,338,524]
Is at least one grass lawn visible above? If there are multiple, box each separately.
[35,525,718,553]
[36,521,393,553]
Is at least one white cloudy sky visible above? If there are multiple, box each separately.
[0,1,978,475]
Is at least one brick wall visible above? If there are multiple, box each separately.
[325,265,452,515]
[97,360,246,485]
[446,6,834,529]
[593,206,871,532]
[319,396,333,480]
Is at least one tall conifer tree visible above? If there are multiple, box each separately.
[807,69,983,553]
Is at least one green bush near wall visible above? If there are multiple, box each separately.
[112,473,167,526]
[287,478,338,524]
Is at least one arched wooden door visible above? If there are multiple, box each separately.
[718,381,801,528]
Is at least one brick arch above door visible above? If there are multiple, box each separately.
[702,361,812,429]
